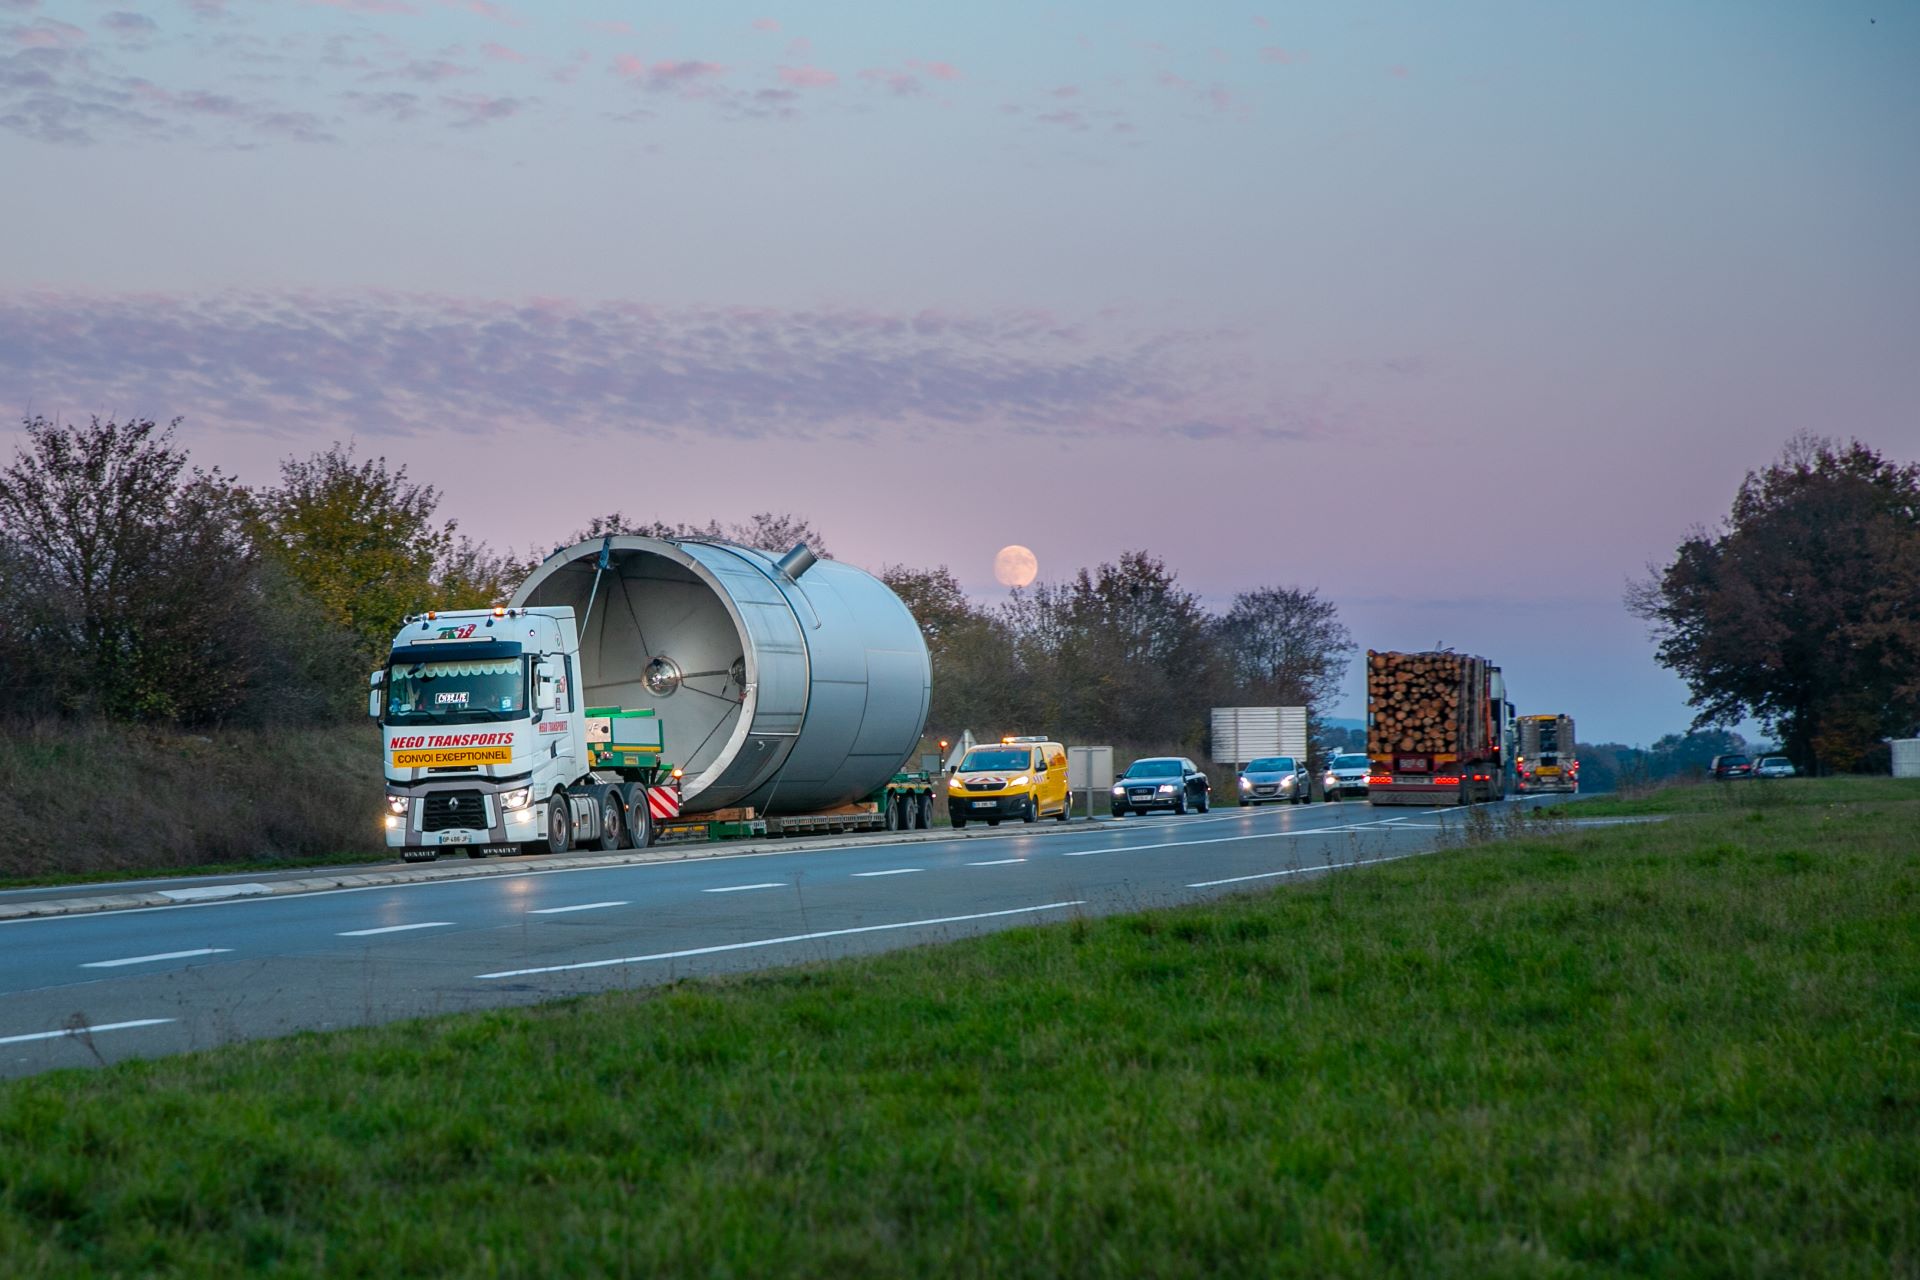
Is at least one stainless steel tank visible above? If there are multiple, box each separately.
[510,537,931,815]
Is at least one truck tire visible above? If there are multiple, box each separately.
[915,792,933,829]
[882,793,902,831]
[545,794,572,855]
[589,793,624,851]
[631,797,655,848]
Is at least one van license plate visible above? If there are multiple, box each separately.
[971,801,997,809]
[438,833,472,844]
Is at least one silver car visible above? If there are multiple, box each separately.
[1755,755,1797,778]
[1238,756,1309,805]
[1322,752,1373,801]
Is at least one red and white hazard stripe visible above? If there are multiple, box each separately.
[646,785,681,821]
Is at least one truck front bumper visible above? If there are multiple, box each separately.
[386,785,541,859]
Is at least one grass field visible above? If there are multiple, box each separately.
[1,780,1914,1276]
[0,720,384,885]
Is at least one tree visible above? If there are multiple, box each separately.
[1213,586,1356,718]
[256,442,510,666]
[1628,436,1920,773]
[0,416,261,723]
[881,564,1021,735]
[566,511,832,558]
[1004,550,1217,745]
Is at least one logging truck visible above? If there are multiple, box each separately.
[1515,714,1578,793]
[1365,649,1511,806]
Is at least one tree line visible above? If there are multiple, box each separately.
[0,417,1358,755]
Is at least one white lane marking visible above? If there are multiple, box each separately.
[81,948,232,969]
[851,868,923,878]
[1187,850,1425,889]
[477,901,1087,979]
[968,858,1024,866]
[0,1018,176,1045]
[337,922,454,937]
[1060,824,1385,857]
[528,901,629,915]
[703,883,784,894]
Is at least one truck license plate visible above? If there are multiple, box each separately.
[438,832,472,845]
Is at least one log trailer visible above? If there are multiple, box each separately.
[1365,649,1512,806]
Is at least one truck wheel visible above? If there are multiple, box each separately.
[882,793,901,831]
[590,793,624,851]
[915,792,933,829]
[545,794,572,855]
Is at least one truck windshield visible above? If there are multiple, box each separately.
[384,657,528,725]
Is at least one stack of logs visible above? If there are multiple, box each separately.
[1366,650,1475,754]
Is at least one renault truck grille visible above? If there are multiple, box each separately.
[422,790,487,832]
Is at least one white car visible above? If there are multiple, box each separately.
[1322,752,1372,801]
[1754,755,1797,778]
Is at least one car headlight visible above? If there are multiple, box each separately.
[1158,783,1176,794]
[501,786,532,811]
[385,795,408,815]
[1238,776,1250,789]
[1111,785,1125,795]
[948,776,966,792]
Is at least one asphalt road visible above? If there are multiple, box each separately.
[0,796,1565,1078]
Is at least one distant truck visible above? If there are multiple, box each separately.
[1515,714,1578,793]
[372,537,937,861]
[1211,706,1308,769]
[1365,650,1510,806]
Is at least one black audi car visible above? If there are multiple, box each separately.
[1111,756,1211,816]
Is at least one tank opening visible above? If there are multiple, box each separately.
[518,547,751,782]
[775,542,817,580]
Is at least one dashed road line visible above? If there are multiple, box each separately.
[81,948,232,969]
[851,868,923,878]
[0,1018,176,1046]
[967,858,1025,866]
[703,883,784,894]
[477,901,1088,979]
[338,922,454,937]
[1187,849,1426,889]
[528,901,628,914]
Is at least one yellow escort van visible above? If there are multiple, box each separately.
[946,735,1069,827]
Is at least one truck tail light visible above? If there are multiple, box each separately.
[1369,774,1393,785]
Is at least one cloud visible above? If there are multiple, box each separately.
[1388,64,1410,78]
[101,13,159,38]
[751,17,778,32]
[0,291,1327,447]
[614,57,726,94]
[383,58,475,83]
[10,18,85,47]
[478,41,528,63]
[441,0,519,22]
[582,19,631,36]
[304,0,421,14]
[439,92,524,126]
[1258,46,1303,64]
[912,59,959,81]
[776,64,835,88]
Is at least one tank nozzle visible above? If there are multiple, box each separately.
[775,543,818,579]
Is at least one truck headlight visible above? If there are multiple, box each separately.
[383,815,400,830]
[501,786,532,811]
[385,795,408,815]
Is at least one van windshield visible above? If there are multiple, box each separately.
[385,657,528,726]
[959,748,1033,771]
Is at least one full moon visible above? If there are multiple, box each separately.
[993,544,1039,588]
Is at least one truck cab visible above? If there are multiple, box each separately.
[373,606,619,860]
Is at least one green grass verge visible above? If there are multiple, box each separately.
[2,782,1915,1276]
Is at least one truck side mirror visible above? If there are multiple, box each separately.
[368,670,384,721]
[536,682,561,712]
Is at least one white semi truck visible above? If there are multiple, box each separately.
[373,537,936,861]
